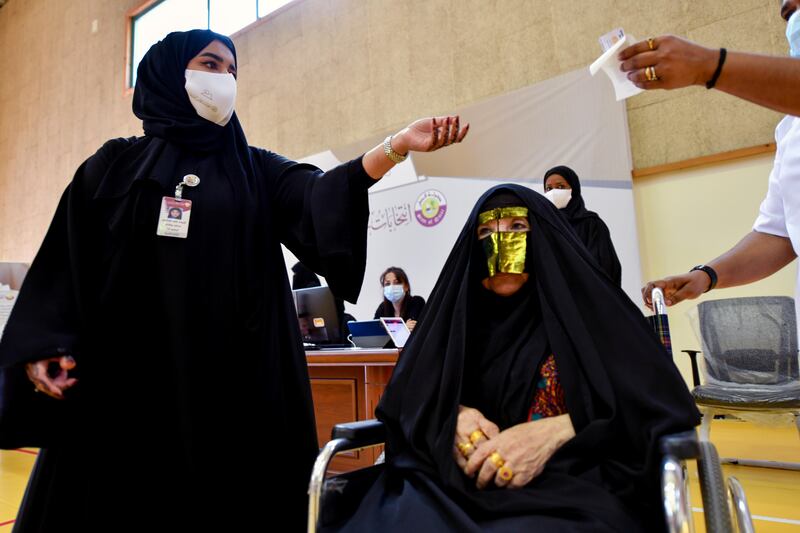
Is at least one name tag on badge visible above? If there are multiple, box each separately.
[157,197,192,238]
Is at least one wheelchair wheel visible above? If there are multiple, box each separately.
[697,441,733,533]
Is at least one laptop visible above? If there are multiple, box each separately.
[379,317,411,348]
[292,286,344,348]
[348,318,412,349]
[347,320,391,348]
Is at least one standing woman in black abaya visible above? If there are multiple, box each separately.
[0,30,467,532]
[544,165,623,285]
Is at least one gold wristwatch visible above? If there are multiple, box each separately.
[383,135,408,164]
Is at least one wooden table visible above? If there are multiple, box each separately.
[306,348,398,472]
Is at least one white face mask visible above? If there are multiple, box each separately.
[545,188,572,209]
[184,69,237,126]
[788,9,800,57]
[383,284,405,303]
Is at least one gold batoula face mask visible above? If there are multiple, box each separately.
[477,207,529,277]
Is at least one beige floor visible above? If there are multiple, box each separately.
[0,419,797,530]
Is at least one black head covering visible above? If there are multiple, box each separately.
[543,165,597,221]
[464,191,545,429]
[544,165,623,285]
[291,262,322,290]
[133,29,240,152]
[375,184,699,528]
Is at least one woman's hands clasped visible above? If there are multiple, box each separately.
[453,405,575,490]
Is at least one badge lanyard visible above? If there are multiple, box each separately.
[156,174,200,239]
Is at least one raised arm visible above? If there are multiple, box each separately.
[619,35,800,117]
[642,230,796,310]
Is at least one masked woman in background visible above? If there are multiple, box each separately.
[0,29,467,532]
[332,184,698,532]
[544,165,622,285]
[374,267,426,332]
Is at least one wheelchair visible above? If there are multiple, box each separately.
[308,420,753,533]
[308,289,755,532]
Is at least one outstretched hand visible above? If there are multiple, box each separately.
[393,116,469,155]
[618,35,719,90]
[641,270,711,311]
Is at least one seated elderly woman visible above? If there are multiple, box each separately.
[329,184,700,532]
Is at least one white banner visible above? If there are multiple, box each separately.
[286,67,642,320]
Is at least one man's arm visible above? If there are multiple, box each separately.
[619,36,800,117]
[642,231,796,310]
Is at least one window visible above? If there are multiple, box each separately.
[129,0,293,87]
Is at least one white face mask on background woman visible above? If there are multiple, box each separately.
[545,188,572,209]
[184,69,237,126]
[384,284,406,303]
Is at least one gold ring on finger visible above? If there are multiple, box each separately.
[647,37,656,50]
[498,465,514,481]
[457,442,474,457]
[652,65,660,80]
[469,430,487,444]
[489,451,505,468]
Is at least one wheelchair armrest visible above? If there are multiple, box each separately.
[659,430,699,460]
[331,419,386,445]
[681,350,702,388]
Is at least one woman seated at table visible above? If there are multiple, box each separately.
[331,185,699,532]
[374,267,425,332]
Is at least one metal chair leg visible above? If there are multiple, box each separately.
[700,408,713,441]
[795,413,800,440]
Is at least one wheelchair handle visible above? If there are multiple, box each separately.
[652,287,667,315]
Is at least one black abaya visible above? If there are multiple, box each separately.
[544,166,622,285]
[0,30,372,532]
[331,184,699,532]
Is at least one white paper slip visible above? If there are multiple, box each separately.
[589,34,644,101]
[0,290,19,341]
[599,28,625,52]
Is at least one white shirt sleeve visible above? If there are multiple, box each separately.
[753,121,790,238]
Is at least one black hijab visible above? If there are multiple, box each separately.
[460,192,548,429]
[134,29,241,152]
[543,165,622,285]
[543,165,594,221]
[375,184,699,528]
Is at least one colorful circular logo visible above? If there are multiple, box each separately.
[414,189,447,227]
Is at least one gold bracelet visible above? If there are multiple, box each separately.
[383,135,407,163]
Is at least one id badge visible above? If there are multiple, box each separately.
[157,197,192,238]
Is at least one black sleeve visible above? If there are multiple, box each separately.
[0,139,131,448]
[404,296,426,321]
[258,150,374,303]
[588,219,622,286]
[0,138,132,368]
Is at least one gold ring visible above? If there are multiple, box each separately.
[489,451,505,468]
[645,66,659,81]
[469,430,487,444]
[498,465,514,481]
[457,442,474,457]
[647,37,656,50]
